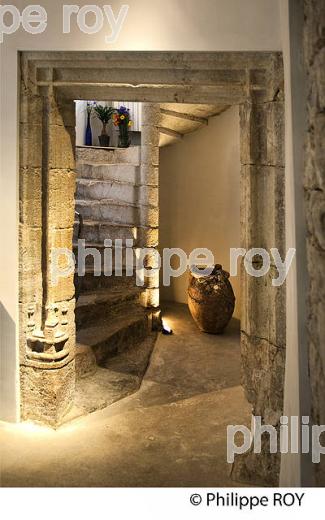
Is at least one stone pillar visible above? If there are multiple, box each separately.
[233,58,286,485]
[19,66,76,426]
[139,103,160,309]
[303,0,325,486]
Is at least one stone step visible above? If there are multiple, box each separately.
[70,333,157,420]
[77,163,140,184]
[76,178,158,206]
[75,268,138,293]
[76,146,141,165]
[73,237,158,269]
[76,178,140,205]
[75,286,141,329]
[76,178,156,207]
[76,309,149,365]
[77,146,141,165]
[74,242,129,265]
[75,344,97,379]
[73,220,136,243]
[75,199,158,227]
[73,243,141,272]
[73,220,158,248]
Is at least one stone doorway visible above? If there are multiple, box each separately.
[19,51,285,484]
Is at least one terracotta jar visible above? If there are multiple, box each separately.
[188,264,235,334]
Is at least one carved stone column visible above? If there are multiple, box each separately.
[19,62,76,426]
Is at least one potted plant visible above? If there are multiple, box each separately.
[93,103,116,147]
[113,106,133,148]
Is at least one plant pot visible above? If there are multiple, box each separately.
[188,264,235,334]
[98,134,110,147]
[118,129,131,148]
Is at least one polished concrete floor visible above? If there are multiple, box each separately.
[0,303,251,487]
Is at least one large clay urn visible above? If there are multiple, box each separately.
[188,264,235,334]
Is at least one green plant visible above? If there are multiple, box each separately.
[93,104,116,124]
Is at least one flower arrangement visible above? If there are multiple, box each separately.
[113,106,133,148]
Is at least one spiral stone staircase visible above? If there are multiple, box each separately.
[70,146,157,419]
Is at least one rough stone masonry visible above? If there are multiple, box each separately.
[304,0,325,487]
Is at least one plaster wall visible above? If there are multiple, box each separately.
[160,106,241,319]
[279,0,315,487]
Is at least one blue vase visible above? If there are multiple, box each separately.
[85,113,92,146]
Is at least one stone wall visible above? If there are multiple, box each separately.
[233,55,286,486]
[304,0,325,486]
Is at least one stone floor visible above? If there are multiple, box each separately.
[0,303,251,487]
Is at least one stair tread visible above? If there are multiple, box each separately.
[76,286,140,308]
[73,241,138,248]
[78,162,139,167]
[76,198,154,209]
[76,310,146,348]
[77,177,137,187]
[74,219,155,229]
[65,333,157,422]
[75,267,137,275]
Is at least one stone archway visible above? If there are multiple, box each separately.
[19,51,285,483]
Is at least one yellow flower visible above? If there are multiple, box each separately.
[120,115,125,120]
[128,121,133,127]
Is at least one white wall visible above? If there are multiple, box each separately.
[0,0,281,422]
[279,0,314,487]
[160,107,241,319]
[75,101,87,147]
